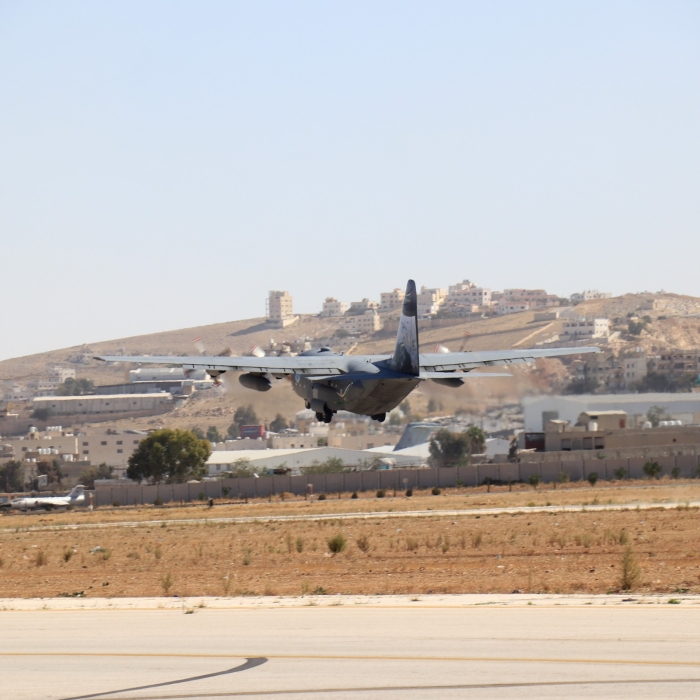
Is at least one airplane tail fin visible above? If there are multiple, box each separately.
[69,485,85,499]
[391,279,420,376]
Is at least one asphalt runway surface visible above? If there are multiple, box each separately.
[2,595,700,699]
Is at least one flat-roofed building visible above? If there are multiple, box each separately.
[561,317,609,340]
[320,297,349,317]
[266,290,298,328]
[380,288,405,310]
[32,393,172,416]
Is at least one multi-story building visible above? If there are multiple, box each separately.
[570,290,612,304]
[503,289,559,309]
[347,298,379,314]
[266,291,298,328]
[339,310,382,335]
[320,297,349,317]
[380,288,405,310]
[650,350,700,376]
[417,286,447,317]
[496,299,529,315]
[560,317,610,340]
[445,280,492,307]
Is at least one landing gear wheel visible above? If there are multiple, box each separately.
[371,413,386,423]
[315,412,324,421]
[323,406,333,424]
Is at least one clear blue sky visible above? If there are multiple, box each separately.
[1,1,699,360]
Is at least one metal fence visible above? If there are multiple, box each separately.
[94,454,700,507]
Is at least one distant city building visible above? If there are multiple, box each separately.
[320,297,349,317]
[445,280,491,307]
[649,349,700,376]
[266,290,298,328]
[561,317,610,340]
[417,286,447,317]
[380,288,405,310]
[570,290,612,304]
[339,310,382,335]
[347,298,379,314]
[496,299,529,315]
[503,289,559,309]
[33,393,172,416]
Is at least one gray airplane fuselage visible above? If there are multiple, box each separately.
[290,349,420,417]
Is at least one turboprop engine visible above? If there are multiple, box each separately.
[239,373,272,392]
[431,377,465,388]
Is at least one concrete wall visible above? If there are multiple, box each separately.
[94,454,700,507]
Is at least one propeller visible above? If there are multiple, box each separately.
[433,343,450,353]
[192,336,232,357]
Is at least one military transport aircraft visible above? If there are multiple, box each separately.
[96,280,599,424]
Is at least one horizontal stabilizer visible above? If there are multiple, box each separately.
[419,371,512,379]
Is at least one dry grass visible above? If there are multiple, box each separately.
[1,488,699,598]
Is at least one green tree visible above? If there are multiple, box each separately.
[37,459,63,486]
[646,406,670,427]
[643,460,662,479]
[466,426,487,454]
[78,463,114,489]
[428,429,471,468]
[563,377,600,395]
[31,408,52,421]
[304,457,345,474]
[190,427,205,439]
[206,425,224,443]
[0,460,24,492]
[56,377,95,396]
[426,399,437,414]
[228,405,259,438]
[269,414,289,433]
[222,458,261,478]
[507,437,518,463]
[126,429,211,484]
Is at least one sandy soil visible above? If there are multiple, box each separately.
[1,480,699,599]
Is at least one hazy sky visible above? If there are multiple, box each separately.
[1,1,699,360]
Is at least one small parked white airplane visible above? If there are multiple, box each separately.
[6,485,86,511]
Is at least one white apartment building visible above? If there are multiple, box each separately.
[417,286,447,317]
[339,310,382,335]
[497,299,529,315]
[561,317,610,340]
[380,288,405,310]
[77,430,146,466]
[503,289,559,309]
[320,297,349,317]
[446,280,492,307]
[266,291,297,327]
[571,290,612,304]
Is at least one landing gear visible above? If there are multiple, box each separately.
[315,406,334,424]
[371,413,386,423]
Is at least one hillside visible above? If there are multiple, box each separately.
[4,291,700,431]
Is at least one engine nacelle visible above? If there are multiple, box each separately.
[239,373,272,392]
[431,377,465,388]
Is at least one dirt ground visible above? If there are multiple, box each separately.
[1,480,699,599]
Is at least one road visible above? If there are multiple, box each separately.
[2,595,699,699]
[5,500,700,534]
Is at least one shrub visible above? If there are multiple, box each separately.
[62,547,74,563]
[405,537,419,551]
[619,546,641,591]
[587,472,599,487]
[100,548,111,561]
[671,466,681,479]
[613,467,627,480]
[242,548,252,566]
[376,489,386,498]
[161,571,175,595]
[35,551,48,567]
[405,488,413,497]
[112,501,121,507]
[327,533,347,554]
[154,546,162,560]
[643,461,662,479]
[471,531,483,548]
[222,486,231,497]
[198,492,206,501]
[351,491,358,499]
[559,472,570,484]
[312,586,328,595]
[153,497,163,507]
[356,534,370,553]
[317,493,326,501]
[295,537,304,553]
[431,487,441,496]
[528,474,541,490]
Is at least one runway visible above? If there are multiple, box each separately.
[2,595,699,699]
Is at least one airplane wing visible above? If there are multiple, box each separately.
[95,354,348,376]
[419,346,600,373]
